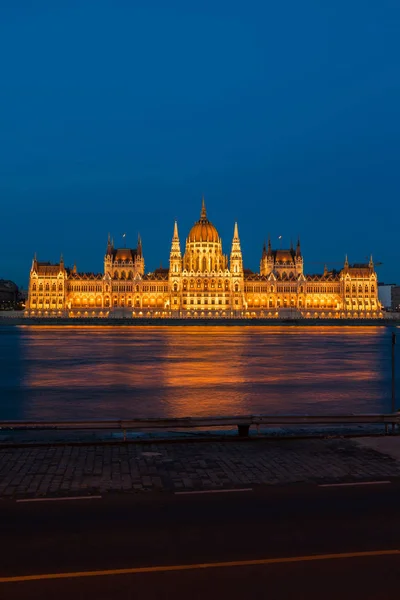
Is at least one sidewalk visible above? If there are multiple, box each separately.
[1,437,400,499]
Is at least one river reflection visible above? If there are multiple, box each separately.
[0,326,398,420]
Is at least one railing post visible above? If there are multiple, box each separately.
[392,332,396,434]
[237,424,250,437]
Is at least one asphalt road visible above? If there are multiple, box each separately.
[1,481,400,599]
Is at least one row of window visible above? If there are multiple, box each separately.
[32,283,63,292]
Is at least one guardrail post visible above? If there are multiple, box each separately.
[392,332,396,434]
[237,424,250,437]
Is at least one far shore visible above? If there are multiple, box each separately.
[0,316,399,327]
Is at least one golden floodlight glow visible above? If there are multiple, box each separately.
[25,201,382,320]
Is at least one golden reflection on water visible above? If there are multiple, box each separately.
[14,326,392,420]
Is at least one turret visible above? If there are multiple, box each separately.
[135,233,145,275]
[230,222,243,275]
[104,233,113,276]
[369,254,374,270]
[295,236,303,275]
[296,237,301,257]
[261,235,274,276]
[31,252,38,273]
[169,221,182,274]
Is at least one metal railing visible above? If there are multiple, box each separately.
[0,413,399,439]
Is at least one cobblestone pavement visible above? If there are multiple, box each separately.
[1,438,400,498]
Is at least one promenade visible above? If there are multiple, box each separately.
[1,436,400,498]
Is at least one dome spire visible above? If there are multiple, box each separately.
[200,196,207,220]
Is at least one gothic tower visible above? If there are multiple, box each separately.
[230,222,243,275]
[169,221,182,274]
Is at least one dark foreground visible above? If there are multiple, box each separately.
[1,482,400,599]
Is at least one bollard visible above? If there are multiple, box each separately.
[237,424,250,437]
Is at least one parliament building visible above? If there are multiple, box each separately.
[26,199,382,319]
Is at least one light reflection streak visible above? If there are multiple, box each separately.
[4,325,394,420]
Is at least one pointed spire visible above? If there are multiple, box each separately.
[267,234,272,257]
[344,254,349,268]
[137,233,142,257]
[262,240,267,259]
[296,236,301,257]
[200,196,207,220]
[170,221,181,258]
[369,254,374,268]
[60,253,64,265]
[230,221,242,273]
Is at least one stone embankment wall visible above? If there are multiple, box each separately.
[0,316,399,327]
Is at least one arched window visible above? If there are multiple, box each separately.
[346,285,350,293]
[135,285,139,292]
[234,284,239,292]
[173,283,178,292]
[121,271,126,279]
[371,285,375,293]
[52,283,56,292]
[352,285,356,294]
[58,283,63,291]
[202,256,207,271]
[45,283,49,291]
[365,285,369,293]
[225,280,229,291]
[114,271,118,279]
[32,283,37,291]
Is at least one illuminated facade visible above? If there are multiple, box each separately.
[26,199,382,319]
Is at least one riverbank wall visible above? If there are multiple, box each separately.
[1,316,399,326]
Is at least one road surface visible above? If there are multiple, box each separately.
[1,481,400,599]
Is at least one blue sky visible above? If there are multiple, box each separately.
[1,0,399,287]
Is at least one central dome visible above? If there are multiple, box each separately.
[188,198,219,243]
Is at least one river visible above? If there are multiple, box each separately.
[0,325,398,420]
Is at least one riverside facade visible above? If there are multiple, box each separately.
[26,200,382,319]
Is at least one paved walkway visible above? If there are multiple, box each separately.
[1,437,400,498]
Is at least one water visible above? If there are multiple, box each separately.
[0,325,399,421]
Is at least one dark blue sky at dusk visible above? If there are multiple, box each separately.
[1,0,399,287]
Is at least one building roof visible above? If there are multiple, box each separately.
[271,249,296,263]
[187,198,220,243]
[111,248,139,262]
